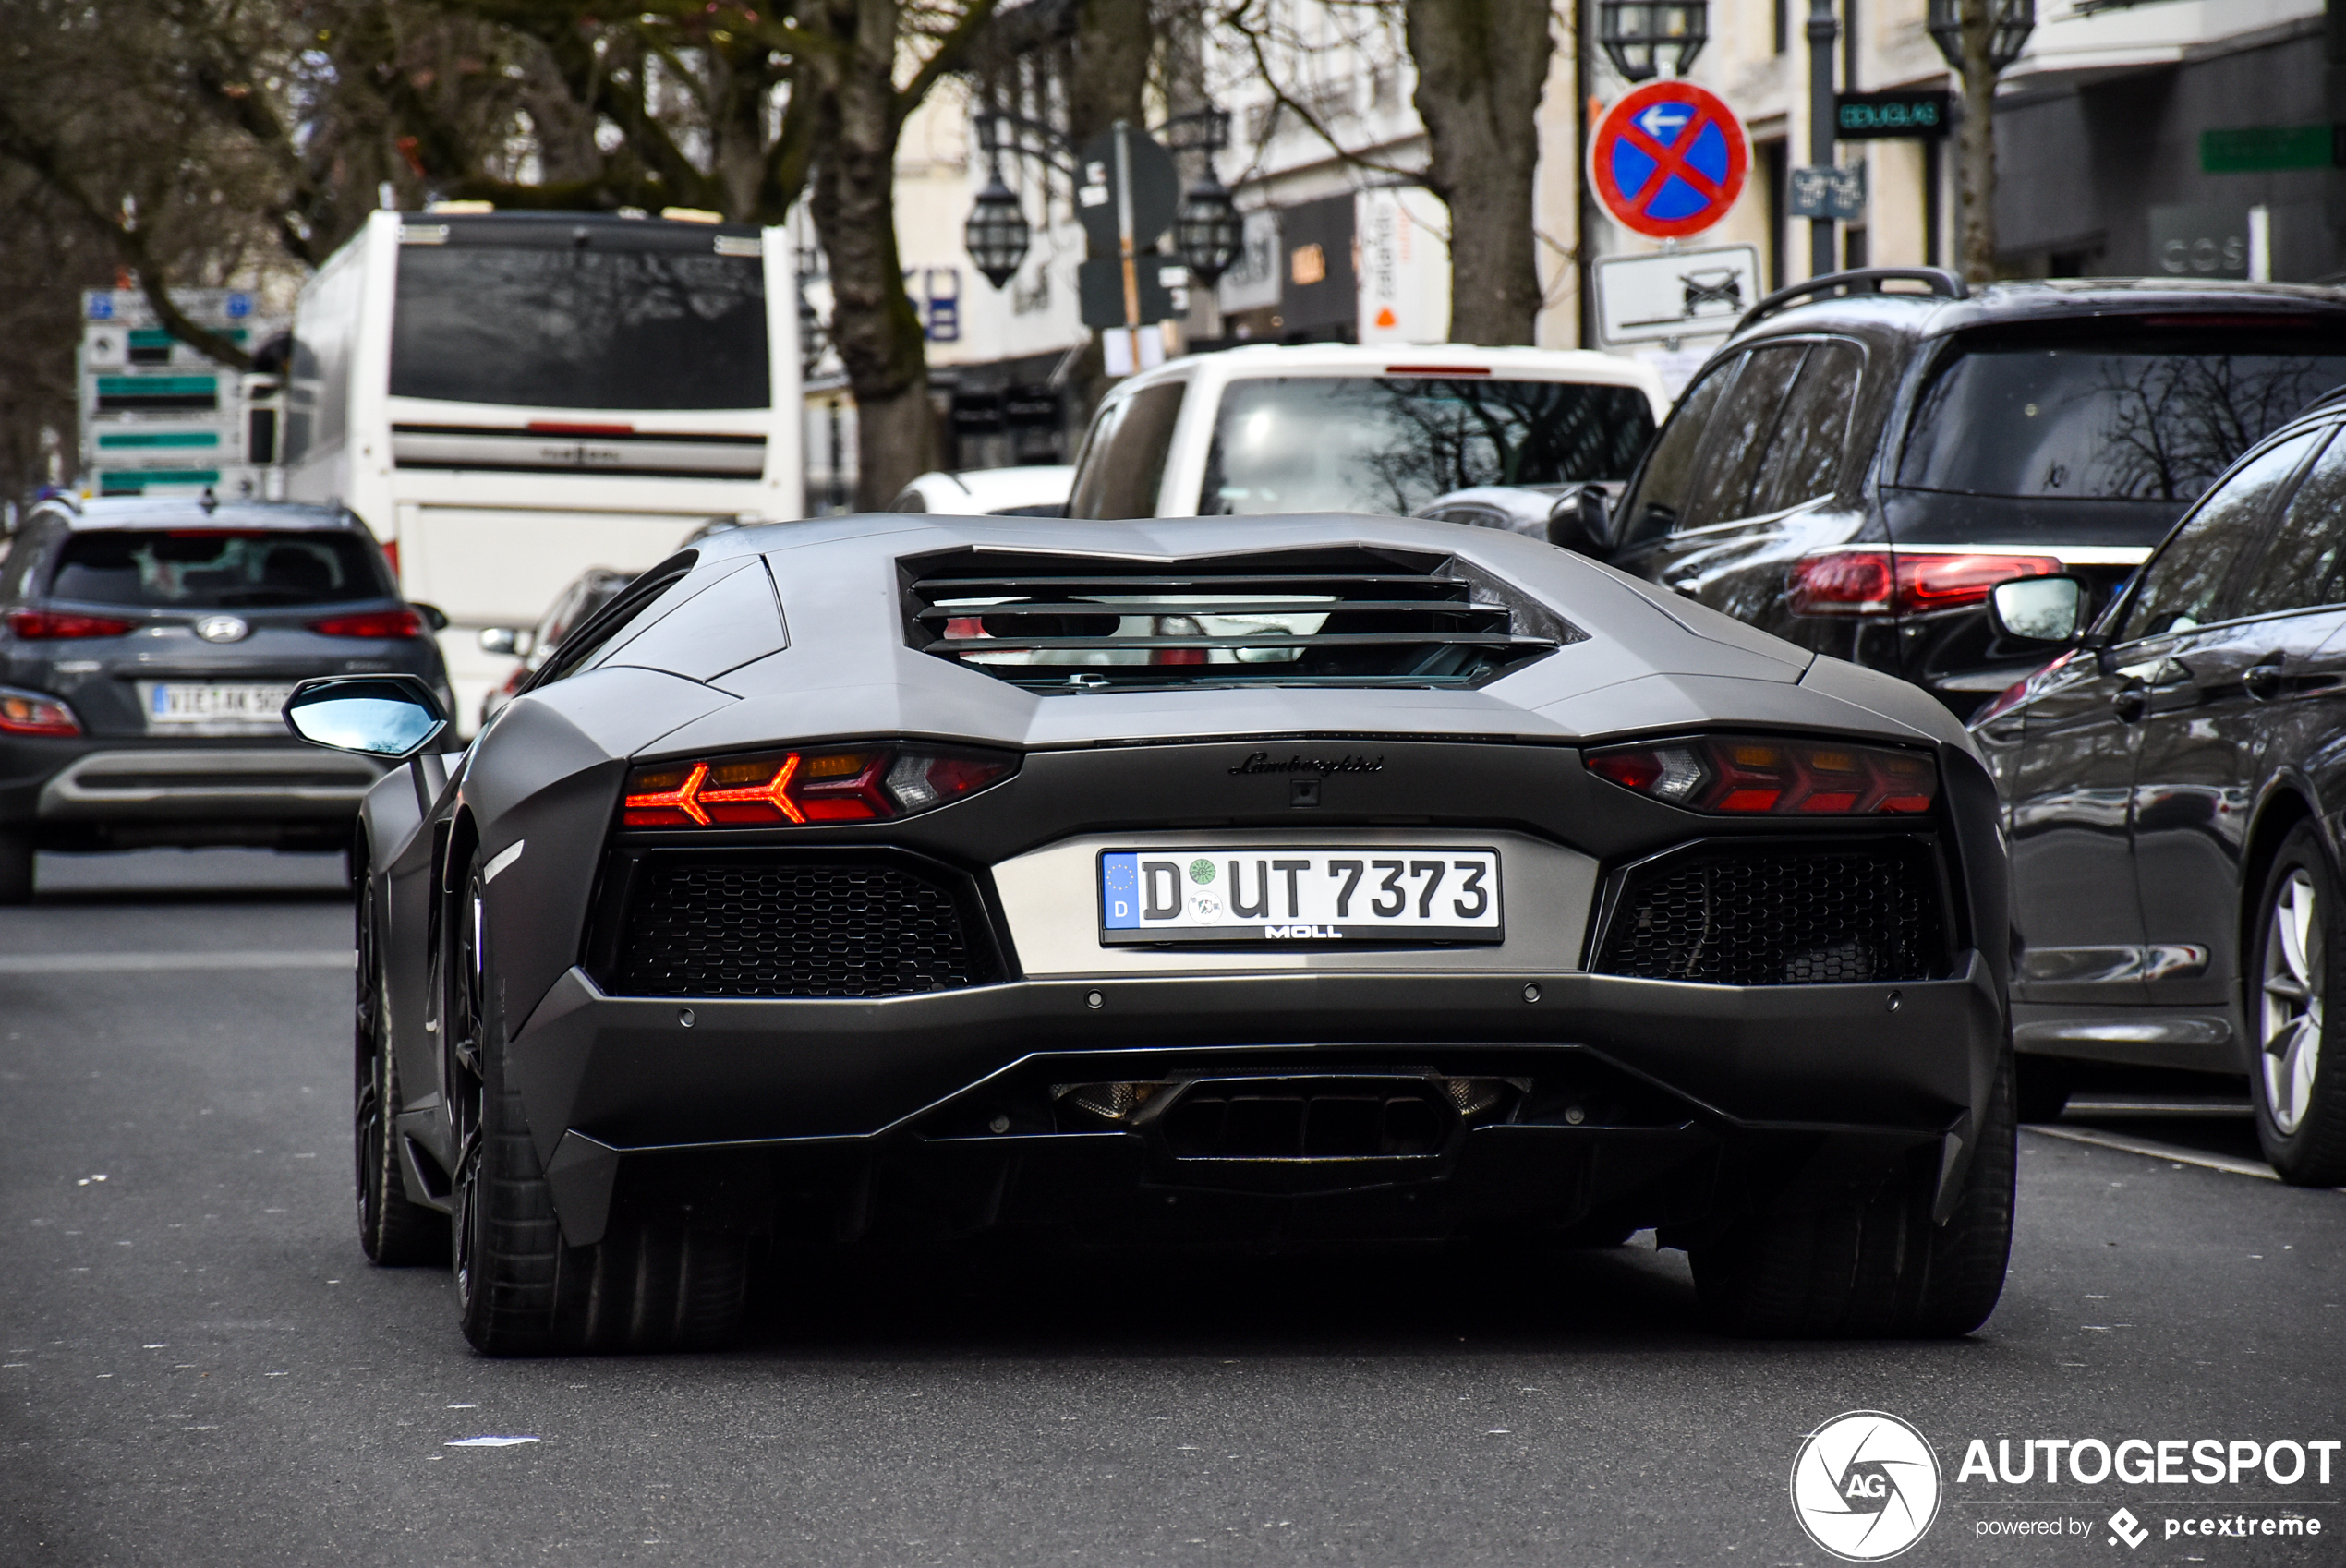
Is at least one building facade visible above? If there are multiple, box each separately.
[807,0,2345,499]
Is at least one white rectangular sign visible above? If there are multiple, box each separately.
[1592,245,1761,346]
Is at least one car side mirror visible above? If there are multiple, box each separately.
[413,602,451,633]
[1988,574,2086,645]
[478,626,532,657]
[1545,486,1613,557]
[283,674,449,758]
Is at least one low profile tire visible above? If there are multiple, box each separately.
[447,860,749,1355]
[1690,1052,2016,1338]
[2013,1054,2074,1123]
[356,874,446,1265]
[0,829,34,904]
[2246,826,2346,1187]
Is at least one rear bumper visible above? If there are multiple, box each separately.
[502,954,2005,1246]
[1,738,382,842]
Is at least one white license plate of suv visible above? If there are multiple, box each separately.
[1099,848,1503,944]
[147,682,297,726]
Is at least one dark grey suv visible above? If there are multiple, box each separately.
[1525,271,2346,719]
[0,495,451,899]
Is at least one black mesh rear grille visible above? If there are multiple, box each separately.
[902,545,1580,692]
[1593,839,1947,985]
[610,858,982,998]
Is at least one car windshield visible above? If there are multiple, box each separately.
[1896,334,2346,502]
[1197,376,1656,516]
[46,530,390,609]
[390,246,768,411]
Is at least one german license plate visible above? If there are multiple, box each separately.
[147,682,297,726]
[1100,848,1503,944]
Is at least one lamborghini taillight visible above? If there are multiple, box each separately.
[1585,734,1936,815]
[621,742,1016,827]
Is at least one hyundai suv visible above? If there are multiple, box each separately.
[0,495,452,899]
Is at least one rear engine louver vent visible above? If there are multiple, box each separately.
[903,546,1580,691]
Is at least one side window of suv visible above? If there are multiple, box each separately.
[1681,344,1808,528]
[2234,426,2346,616]
[1747,341,1864,515]
[1618,354,1740,545]
[2116,429,2323,641]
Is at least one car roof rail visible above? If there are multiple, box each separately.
[2296,382,2346,420]
[1734,267,1969,335]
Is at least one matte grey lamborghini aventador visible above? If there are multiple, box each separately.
[285,514,2016,1354]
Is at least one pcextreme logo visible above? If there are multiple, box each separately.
[1790,1410,1945,1561]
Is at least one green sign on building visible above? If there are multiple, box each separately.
[2201,125,2335,174]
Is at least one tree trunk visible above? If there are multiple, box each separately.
[1065,0,1153,149]
[806,0,938,510]
[1062,0,1153,418]
[1954,0,2000,286]
[1403,0,1553,346]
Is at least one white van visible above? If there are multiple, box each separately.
[1063,343,1668,520]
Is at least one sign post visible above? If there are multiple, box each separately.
[1073,122,1181,374]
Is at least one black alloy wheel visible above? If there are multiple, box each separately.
[446,854,750,1355]
[356,870,445,1264]
[2247,825,2346,1186]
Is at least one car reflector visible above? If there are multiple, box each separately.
[622,742,1016,827]
[1586,734,1936,815]
[1785,549,2062,617]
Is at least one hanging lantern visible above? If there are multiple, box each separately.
[1927,0,2036,75]
[1174,174,1242,289]
[1596,0,1709,83]
[963,164,1031,291]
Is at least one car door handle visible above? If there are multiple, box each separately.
[2243,663,2285,699]
[2112,686,2146,723]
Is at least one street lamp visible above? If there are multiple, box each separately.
[1926,0,2035,74]
[962,161,1031,290]
[1596,0,1709,82]
[1173,172,1242,289]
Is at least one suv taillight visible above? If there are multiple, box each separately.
[1786,549,2061,617]
[0,686,81,737]
[1587,734,1936,814]
[623,742,1017,827]
[7,609,133,640]
[312,609,424,639]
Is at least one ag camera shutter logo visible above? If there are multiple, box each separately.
[1790,1410,1943,1561]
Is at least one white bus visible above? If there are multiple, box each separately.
[282,209,801,722]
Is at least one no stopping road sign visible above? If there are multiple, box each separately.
[1590,81,1749,241]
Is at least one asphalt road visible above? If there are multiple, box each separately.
[4,850,2342,1568]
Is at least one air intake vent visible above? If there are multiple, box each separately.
[1592,838,1949,985]
[903,546,1579,691]
[600,853,993,998]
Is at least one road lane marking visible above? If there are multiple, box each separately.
[0,950,354,973]
[2026,1124,2292,1183]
